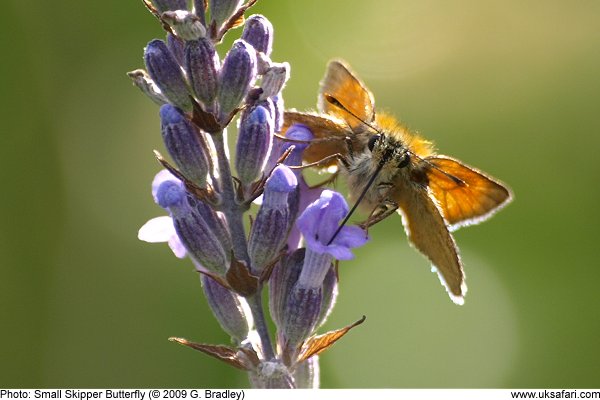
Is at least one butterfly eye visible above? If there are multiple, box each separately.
[398,153,410,168]
[367,134,380,152]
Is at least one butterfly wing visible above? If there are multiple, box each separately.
[425,156,513,231]
[392,181,466,304]
[282,111,350,167]
[318,60,375,131]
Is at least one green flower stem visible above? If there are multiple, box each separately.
[212,130,250,263]
[247,292,275,361]
[212,129,275,361]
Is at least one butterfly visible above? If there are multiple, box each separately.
[282,60,513,304]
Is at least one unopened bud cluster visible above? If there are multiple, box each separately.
[132,0,367,388]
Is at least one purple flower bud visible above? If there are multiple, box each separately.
[144,39,192,111]
[241,15,274,56]
[235,105,273,184]
[184,38,219,108]
[201,274,252,342]
[127,69,168,106]
[218,40,257,119]
[297,190,368,263]
[152,0,188,13]
[166,33,185,66]
[156,182,231,274]
[248,165,298,273]
[160,104,210,187]
[260,63,289,100]
[293,357,320,389]
[209,0,243,28]
[162,10,206,41]
[269,249,304,328]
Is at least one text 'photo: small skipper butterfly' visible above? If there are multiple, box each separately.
[282,60,513,305]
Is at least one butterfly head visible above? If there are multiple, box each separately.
[366,132,411,170]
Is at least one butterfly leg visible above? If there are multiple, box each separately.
[287,153,349,170]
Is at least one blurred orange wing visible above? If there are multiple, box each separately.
[425,156,513,231]
[318,60,375,131]
[282,111,349,167]
[392,182,466,304]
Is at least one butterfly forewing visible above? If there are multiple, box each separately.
[425,156,513,231]
[282,111,349,167]
[318,60,375,131]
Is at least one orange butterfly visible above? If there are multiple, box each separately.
[283,60,513,304]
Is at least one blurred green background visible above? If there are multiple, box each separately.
[1,0,599,388]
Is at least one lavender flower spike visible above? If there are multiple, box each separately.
[132,7,369,388]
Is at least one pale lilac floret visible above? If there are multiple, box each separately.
[297,190,368,260]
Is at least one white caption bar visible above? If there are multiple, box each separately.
[1,389,599,400]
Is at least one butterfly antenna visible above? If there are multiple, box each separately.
[326,160,385,245]
[324,94,382,134]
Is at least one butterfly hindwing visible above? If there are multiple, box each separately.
[392,181,466,304]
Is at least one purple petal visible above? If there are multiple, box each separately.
[325,245,354,261]
[315,192,347,242]
[303,235,327,255]
[334,225,369,248]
